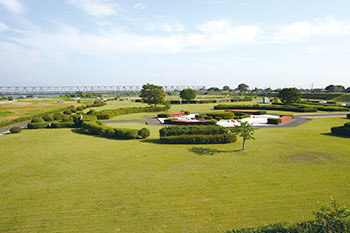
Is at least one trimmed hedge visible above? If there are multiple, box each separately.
[42,114,54,122]
[214,104,318,112]
[94,106,167,120]
[160,125,228,137]
[76,106,84,111]
[27,122,49,129]
[80,121,149,139]
[86,101,107,108]
[301,93,342,100]
[160,134,237,144]
[169,100,218,104]
[267,118,282,125]
[31,117,44,123]
[163,119,217,125]
[331,123,350,137]
[157,113,171,118]
[347,114,350,119]
[10,127,22,133]
[230,97,252,102]
[50,122,76,128]
[197,112,234,120]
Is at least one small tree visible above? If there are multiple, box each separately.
[180,89,197,101]
[140,83,166,106]
[237,83,249,92]
[232,121,255,150]
[163,101,171,112]
[278,88,301,105]
[223,86,230,91]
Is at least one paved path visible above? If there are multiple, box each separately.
[0,121,30,135]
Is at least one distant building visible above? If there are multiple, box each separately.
[262,97,270,104]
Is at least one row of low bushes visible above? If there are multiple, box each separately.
[86,101,106,108]
[301,93,343,100]
[292,103,349,112]
[214,104,318,112]
[196,111,250,120]
[94,106,167,120]
[331,123,350,137]
[163,119,217,125]
[267,118,282,125]
[159,125,236,144]
[230,97,253,102]
[159,125,229,137]
[80,121,149,139]
[157,113,171,118]
[160,134,236,144]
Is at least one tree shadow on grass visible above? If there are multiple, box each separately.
[320,132,350,139]
[140,138,164,144]
[188,147,241,156]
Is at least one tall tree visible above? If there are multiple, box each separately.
[140,83,166,106]
[237,83,249,92]
[223,86,230,91]
[278,88,301,105]
[231,121,255,151]
[180,89,197,101]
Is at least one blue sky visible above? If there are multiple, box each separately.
[0,0,350,89]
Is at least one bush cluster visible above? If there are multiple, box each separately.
[169,100,218,104]
[301,93,343,100]
[197,112,234,120]
[230,97,252,102]
[80,121,150,139]
[160,125,228,137]
[214,104,318,112]
[10,127,22,133]
[331,123,350,137]
[50,122,76,128]
[160,134,237,144]
[157,113,171,118]
[163,119,217,125]
[86,101,107,108]
[27,122,49,129]
[267,118,282,125]
[42,114,54,122]
[94,106,167,120]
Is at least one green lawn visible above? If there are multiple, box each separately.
[0,115,349,232]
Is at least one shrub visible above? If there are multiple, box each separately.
[61,116,73,122]
[94,106,167,119]
[267,118,282,125]
[138,128,150,139]
[159,125,228,137]
[50,122,76,128]
[253,110,267,115]
[331,123,350,137]
[214,104,318,112]
[160,134,237,144]
[27,122,49,129]
[95,113,112,120]
[197,112,234,120]
[70,108,77,113]
[231,97,252,102]
[31,116,44,123]
[163,119,217,125]
[86,101,106,108]
[42,114,54,122]
[157,113,171,118]
[63,110,72,115]
[76,106,84,111]
[114,128,139,139]
[197,100,217,103]
[170,100,181,104]
[53,113,66,121]
[10,127,22,133]
[347,114,350,119]
[87,109,96,115]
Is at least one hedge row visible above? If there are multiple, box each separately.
[331,123,350,137]
[94,106,167,120]
[157,113,170,118]
[347,114,350,119]
[27,122,49,129]
[160,134,237,144]
[160,125,228,137]
[230,97,253,102]
[293,103,349,112]
[267,118,282,125]
[50,122,76,128]
[80,121,150,139]
[86,101,106,108]
[214,104,318,112]
[169,100,218,104]
[301,93,343,100]
[163,119,217,125]
[197,112,234,120]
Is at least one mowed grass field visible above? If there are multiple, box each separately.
[0,100,350,232]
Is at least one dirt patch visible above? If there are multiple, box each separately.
[284,153,334,164]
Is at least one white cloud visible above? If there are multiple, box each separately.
[147,20,184,33]
[0,0,24,14]
[0,21,8,31]
[69,0,118,17]
[132,2,146,10]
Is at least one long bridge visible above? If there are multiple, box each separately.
[0,86,206,95]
